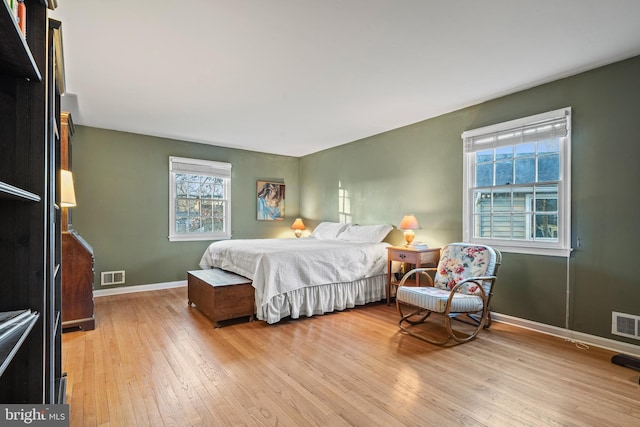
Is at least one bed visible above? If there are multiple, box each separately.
[198,222,393,324]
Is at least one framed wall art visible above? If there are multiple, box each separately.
[257,181,285,220]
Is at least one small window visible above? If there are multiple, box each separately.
[461,107,571,257]
[169,156,231,242]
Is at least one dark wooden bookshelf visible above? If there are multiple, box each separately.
[0,0,65,404]
[0,181,42,201]
[0,311,39,376]
[0,0,41,80]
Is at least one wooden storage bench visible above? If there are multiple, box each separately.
[187,269,255,327]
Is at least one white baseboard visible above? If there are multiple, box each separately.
[93,280,187,298]
[492,312,640,358]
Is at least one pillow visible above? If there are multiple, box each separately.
[337,224,392,243]
[310,222,350,240]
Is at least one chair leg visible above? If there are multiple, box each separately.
[466,311,492,329]
[485,312,492,328]
[397,301,452,345]
[398,311,452,345]
[448,309,487,343]
[397,304,431,325]
[397,300,489,345]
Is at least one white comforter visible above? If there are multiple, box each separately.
[199,238,389,321]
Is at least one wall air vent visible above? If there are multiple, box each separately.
[101,270,125,286]
[612,311,640,340]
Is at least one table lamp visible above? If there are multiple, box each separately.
[399,214,420,247]
[60,169,77,207]
[291,218,305,238]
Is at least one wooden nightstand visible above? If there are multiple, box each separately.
[387,246,441,305]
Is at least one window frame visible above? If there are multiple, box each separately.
[461,107,572,257]
[168,156,232,242]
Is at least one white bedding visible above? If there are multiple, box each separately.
[199,238,389,323]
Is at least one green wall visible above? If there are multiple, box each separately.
[71,128,299,289]
[300,55,640,344]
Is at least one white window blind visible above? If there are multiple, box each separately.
[463,109,570,152]
[169,157,231,178]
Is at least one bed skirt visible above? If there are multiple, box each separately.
[259,274,387,324]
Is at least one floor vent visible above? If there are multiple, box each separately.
[612,311,640,340]
[101,270,125,286]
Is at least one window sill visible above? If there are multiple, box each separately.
[467,240,572,257]
[169,234,231,242]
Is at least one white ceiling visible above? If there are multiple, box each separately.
[50,0,640,157]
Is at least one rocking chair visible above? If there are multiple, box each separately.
[396,243,501,345]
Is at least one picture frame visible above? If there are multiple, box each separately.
[257,181,285,220]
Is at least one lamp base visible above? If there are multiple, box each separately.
[294,230,302,238]
[403,230,415,247]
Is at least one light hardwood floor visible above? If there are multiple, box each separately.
[62,287,640,426]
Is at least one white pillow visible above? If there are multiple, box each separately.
[337,224,393,243]
[310,222,350,240]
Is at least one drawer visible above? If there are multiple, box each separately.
[387,248,439,265]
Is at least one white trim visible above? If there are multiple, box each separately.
[94,280,186,297]
[493,312,640,358]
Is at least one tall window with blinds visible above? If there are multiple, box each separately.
[169,156,232,242]
[461,107,572,257]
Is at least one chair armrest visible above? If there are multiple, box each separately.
[449,276,497,296]
[398,267,436,287]
[443,277,495,320]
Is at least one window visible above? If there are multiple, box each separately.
[169,156,232,242]
[461,107,571,257]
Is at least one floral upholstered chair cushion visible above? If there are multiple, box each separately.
[433,244,497,295]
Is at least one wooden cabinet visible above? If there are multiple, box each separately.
[60,112,96,330]
[62,231,95,330]
[0,0,65,403]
